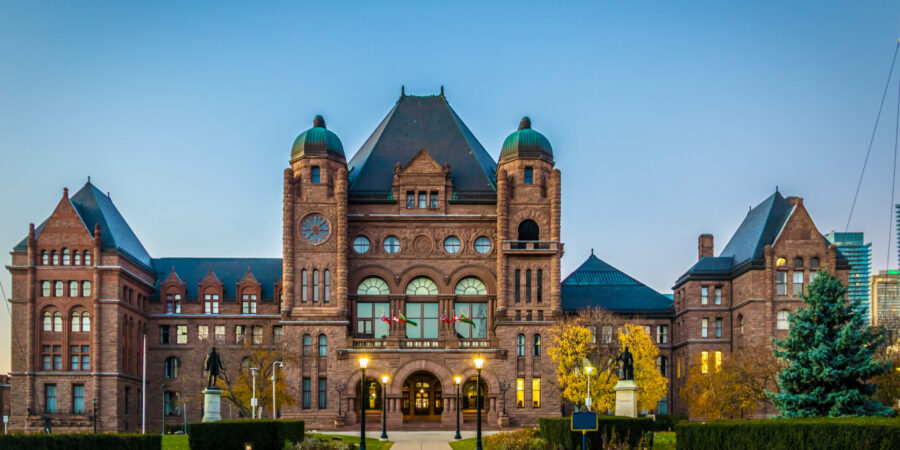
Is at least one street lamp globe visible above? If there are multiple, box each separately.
[454,376,462,385]
[473,358,484,370]
[359,357,369,369]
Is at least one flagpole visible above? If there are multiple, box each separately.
[142,333,146,434]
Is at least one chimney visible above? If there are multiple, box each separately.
[786,196,803,207]
[698,234,714,260]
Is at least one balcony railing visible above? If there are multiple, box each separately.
[352,338,386,348]
[401,339,444,349]
[459,339,491,348]
[501,240,563,253]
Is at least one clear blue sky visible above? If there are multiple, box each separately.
[2,1,900,372]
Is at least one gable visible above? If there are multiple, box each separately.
[33,194,95,249]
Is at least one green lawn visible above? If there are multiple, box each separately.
[448,438,477,450]
[653,431,676,450]
[162,435,190,450]
[307,433,393,450]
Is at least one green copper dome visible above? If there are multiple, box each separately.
[291,115,345,162]
[499,117,553,162]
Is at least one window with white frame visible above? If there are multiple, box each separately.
[701,287,708,305]
[204,293,219,314]
[701,318,708,338]
[792,271,804,295]
[242,294,257,314]
[777,310,790,330]
[714,287,722,305]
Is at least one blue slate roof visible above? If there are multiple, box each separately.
[347,94,498,195]
[151,257,283,301]
[718,191,794,265]
[15,182,153,269]
[561,254,674,315]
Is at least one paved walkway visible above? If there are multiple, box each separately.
[327,430,499,449]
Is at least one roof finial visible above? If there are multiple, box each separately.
[591,248,594,256]
[776,185,779,193]
[518,116,532,130]
[401,85,405,97]
[440,85,444,97]
[313,115,326,129]
[87,176,91,184]
[63,187,68,198]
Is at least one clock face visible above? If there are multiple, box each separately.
[300,214,330,245]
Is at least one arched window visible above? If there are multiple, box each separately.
[775,257,786,266]
[532,334,541,356]
[69,281,79,297]
[41,250,48,265]
[83,251,91,266]
[455,277,487,295]
[82,312,91,332]
[516,334,525,356]
[301,269,308,302]
[406,277,438,295]
[313,269,320,302]
[241,357,250,372]
[324,269,331,302]
[318,334,327,356]
[738,314,744,335]
[71,311,81,332]
[357,277,389,295]
[302,334,312,356]
[777,310,790,330]
[51,250,59,265]
[810,257,820,268]
[164,357,180,378]
[62,248,70,265]
[53,311,62,332]
[43,311,52,332]
[517,219,540,241]
[73,251,81,265]
[657,356,668,377]
[793,257,803,267]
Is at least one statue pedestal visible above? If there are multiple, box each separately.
[498,412,510,427]
[202,389,222,422]
[614,380,638,418]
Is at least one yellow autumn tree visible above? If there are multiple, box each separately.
[547,317,617,411]
[617,324,668,412]
[679,344,778,419]
[208,342,299,418]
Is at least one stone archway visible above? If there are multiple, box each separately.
[401,371,444,422]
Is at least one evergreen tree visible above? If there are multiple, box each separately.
[768,270,893,417]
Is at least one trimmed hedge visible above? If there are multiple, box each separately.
[676,418,900,450]
[652,414,688,431]
[540,416,654,449]
[188,419,305,450]
[0,433,160,450]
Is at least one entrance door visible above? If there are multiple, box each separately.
[402,371,443,421]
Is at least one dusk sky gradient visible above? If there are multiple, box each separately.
[2,1,900,373]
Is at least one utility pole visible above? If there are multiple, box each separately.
[250,368,259,419]
[271,361,283,419]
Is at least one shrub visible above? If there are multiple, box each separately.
[540,416,654,449]
[676,418,900,450]
[0,433,161,450]
[485,428,559,450]
[652,414,688,431]
[292,437,355,450]
[188,419,305,450]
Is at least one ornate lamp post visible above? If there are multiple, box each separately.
[358,357,368,450]
[454,375,462,440]
[271,361,283,419]
[498,380,510,415]
[585,366,593,411]
[380,375,389,441]
[473,358,484,450]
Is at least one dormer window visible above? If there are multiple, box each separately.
[166,294,182,314]
[204,294,219,314]
[242,294,257,314]
[311,166,321,184]
[524,167,533,185]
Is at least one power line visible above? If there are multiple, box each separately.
[846,40,900,232]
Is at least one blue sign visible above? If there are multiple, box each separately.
[571,411,598,431]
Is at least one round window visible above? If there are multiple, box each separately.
[353,236,371,253]
[474,236,492,254]
[300,214,330,245]
[444,236,461,254]
[384,236,400,254]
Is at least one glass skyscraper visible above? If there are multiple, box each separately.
[825,232,872,321]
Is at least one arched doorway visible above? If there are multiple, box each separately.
[461,377,488,412]
[402,371,443,421]
[354,377,383,412]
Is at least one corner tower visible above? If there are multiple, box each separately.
[495,117,562,318]
[283,115,349,317]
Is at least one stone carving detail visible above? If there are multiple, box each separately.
[413,234,434,254]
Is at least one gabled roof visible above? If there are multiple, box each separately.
[15,182,153,269]
[151,258,282,301]
[347,94,497,194]
[561,254,674,315]
[719,191,794,266]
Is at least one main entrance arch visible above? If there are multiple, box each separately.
[402,371,443,422]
